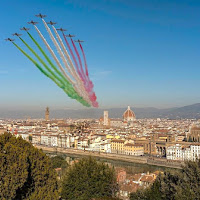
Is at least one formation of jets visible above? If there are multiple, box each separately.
[5,13,85,43]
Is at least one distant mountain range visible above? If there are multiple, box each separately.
[1,103,200,120]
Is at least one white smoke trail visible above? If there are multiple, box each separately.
[41,20,92,105]
[34,25,73,85]
[41,20,75,84]
[52,25,91,103]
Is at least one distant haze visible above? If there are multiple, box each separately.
[1,103,200,120]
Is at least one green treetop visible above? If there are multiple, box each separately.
[61,156,118,200]
[0,132,59,200]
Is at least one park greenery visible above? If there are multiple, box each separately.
[130,159,200,200]
[0,132,59,200]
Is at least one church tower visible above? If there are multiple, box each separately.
[103,111,109,126]
[45,107,49,121]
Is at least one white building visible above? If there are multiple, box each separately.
[167,144,200,161]
[50,135,58,147]
[16,132,29,141]
[32,133,41,145]
[41,135,49,146]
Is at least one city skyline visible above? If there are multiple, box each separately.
[1,0,200,109]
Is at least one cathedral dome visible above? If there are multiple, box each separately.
[123,106,136,122]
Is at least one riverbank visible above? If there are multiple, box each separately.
[35,145,183,169]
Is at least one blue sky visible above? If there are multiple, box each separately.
[1,0,200,110]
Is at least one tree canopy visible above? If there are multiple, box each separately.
[0,132,59,200]
[130,160,200,200]
[61,156,118,200]
[50,155,68,169]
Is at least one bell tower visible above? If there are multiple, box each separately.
[103,111,109,126]
[45,107,49,121]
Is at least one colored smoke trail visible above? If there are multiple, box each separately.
[70,39,99,106]
[52,26,92,104]
[41,19,75,85]
[78,42,98,107]
[13,42,90,107]
[13,42,62,88]
[34,24,91,106]
[79,42,93,89]
[51,26,77,81]
[62,34,98,106]
[63,34,83,81]
[71,38,86,81]
[41,19,92,106]
[79,43,89,77]
[19,36,71,91]
[34,26,72,85]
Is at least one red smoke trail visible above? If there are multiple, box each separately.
[62,33,84,81]
[78,43,98,105]
[71,38,86,81]
[79,42,89,77]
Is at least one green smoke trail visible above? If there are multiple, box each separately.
[12,42,90,107]
[26,31,68,85]
[19,36,73,93]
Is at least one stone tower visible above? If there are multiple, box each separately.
[45,107,49,121]
[103,111,109,126]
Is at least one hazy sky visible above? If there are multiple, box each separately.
[1,0,200,110]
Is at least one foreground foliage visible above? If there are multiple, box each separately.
[61,157,118,200]
[0,132,59,200]
[130,160,200,200]
[50,155,68,169]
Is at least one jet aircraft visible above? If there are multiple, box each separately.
[65,34,75,38]
[35,13,46,18]
[47,21,57,25]
[75,39,84,43]
[28,20,38,25]
[20,27,30,31]
[5,38,14,42]
[12,33,22,37]
[56,28,66,32]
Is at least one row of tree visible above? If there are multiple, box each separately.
[130,160,200,200]
[0,133,119,200]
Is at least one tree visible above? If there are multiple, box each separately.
[51,155,68,180]
[130,160,200,200]
[61,157,118,200]
[51,155,68,169]
[28,135,32,142]
[188,136,193,142]
[0,132,59,200]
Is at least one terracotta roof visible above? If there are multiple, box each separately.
[140,175,155,183]
[123,106,136,119]
[191,127,200,130]
[120,182,140,193]
[132,173,142,181]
